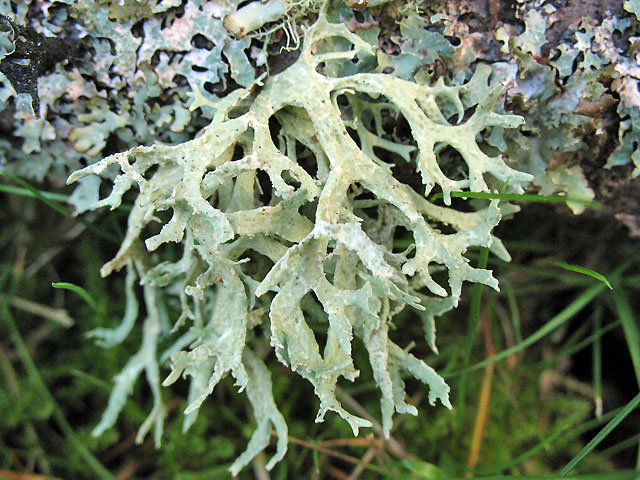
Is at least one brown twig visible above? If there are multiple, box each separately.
[282,434,363,466]
[466,312,496,474]
[335,387,410,459]
[348,446,377,480]
[319,438,372,448]
[325,464,349,480]
[117,458,141,480]
[9,296,74,328]
[0,471,63,480]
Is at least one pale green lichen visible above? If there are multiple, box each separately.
[421,1,639,215]
[625,0,640,21]
[68,6,531,473]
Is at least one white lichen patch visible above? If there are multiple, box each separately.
[68,7,531,474]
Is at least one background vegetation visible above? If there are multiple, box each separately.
[1,174,639,479]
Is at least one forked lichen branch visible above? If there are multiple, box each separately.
[68,6,531,474]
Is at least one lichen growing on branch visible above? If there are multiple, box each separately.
[68,5,531,474]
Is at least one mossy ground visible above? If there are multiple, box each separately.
[1,180,639,479]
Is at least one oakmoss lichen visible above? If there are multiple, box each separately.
[68,5,531,474]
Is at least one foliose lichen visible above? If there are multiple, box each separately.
[382,1,639,217]
[2,0,638,231]
[68,4,531,474]
[0,0,255,190]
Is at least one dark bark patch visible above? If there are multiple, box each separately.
[0,15,78,118]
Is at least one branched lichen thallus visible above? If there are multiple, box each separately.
[67,5,532,474]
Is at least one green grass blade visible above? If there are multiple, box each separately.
[0,183,71,202]
[592,306,603,417]
[474,424,569,475]
[455,245,489,430]
[429,190,602,210]
[422,472,640,480]
[1,171,72,217]
[0,182,133,212]
[447,283,606,376]
[551,261,612,290]
[503,278,523,345]
[598,432,640,459]
[612,286,640,471]
[1,298,116,480]
[535,319,620,371]
[175,465,238,479]
[52,282,103,315]
[613,287,640,389]
[452,176,509,428]
[312,449,320,473]
[0,172,73,217]
[0,172,120,244]
[623,274,640,289]
[566,405,625,440]
[68,369,113,392]
[559,390,640,476]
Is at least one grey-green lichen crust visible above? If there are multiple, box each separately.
[68,7,532,475]
[0,0,255,184]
